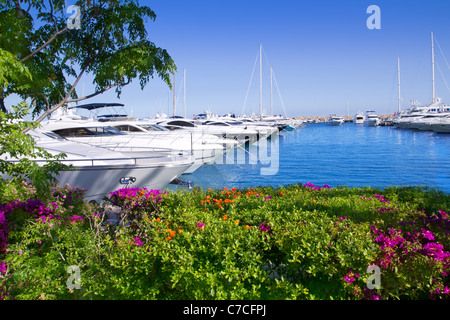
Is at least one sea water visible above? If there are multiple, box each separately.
[180,123,450,194]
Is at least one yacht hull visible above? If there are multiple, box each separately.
[56,161,191,202]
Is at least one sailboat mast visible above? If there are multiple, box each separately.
[259,44,263,119]
[184,68,186,118]
[431,32,436,102]
[270,66,273,116]
[397,57,401,113]
[173,72,176,117]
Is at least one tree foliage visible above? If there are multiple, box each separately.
[0,0,176,120]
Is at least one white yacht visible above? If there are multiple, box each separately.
[364,111,380,127]
[39,117,226,174]
[2,130,194,202]
[407,113,449,131]
[394,33,450,131]
[354,112,365,124]
[157,119,260,145]
[427,115,450,133]
[327,114,344,126]
[393,98,450,130]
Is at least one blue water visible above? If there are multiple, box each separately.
[180,123,450,194]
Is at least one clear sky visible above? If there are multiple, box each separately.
[16,0,450,118]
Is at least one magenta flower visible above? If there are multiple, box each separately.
[344,270,360,284]
[69,215,84,224]
[0,261,6,275]
[134,237,144,246]
[421,229,435,241]
[259,222,271,232]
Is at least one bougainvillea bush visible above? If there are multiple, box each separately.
[0,181,448,300]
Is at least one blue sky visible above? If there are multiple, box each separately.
[15,0,450,118]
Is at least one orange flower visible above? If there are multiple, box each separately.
[170,231,176,237]
[312,200,317,203]
[245,225,251,230]
[234,220,239,225]
[165,236,172,241]
[154,217,161,222]
[222,215,228,220]
[178,229,183,234]
[279,191,283,196]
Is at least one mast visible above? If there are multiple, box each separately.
[347,99,349,117]
[183,68,186,118]
[173,72,176,117]
[431,32,436,102]
[397,57,401,113]
[270,66,273,116]
[259,44,263,119]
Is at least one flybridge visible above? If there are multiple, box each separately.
[69,103,135,122]
[69,103,125,110]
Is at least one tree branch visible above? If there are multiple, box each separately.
[66,79,131,103]
[13,0,24,18]
[20,27,68,63]
[48,0,59,33]
[34,63,89,123]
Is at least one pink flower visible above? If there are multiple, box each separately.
[421,229,435,241]
[69,215,84,223]
[134,237,144,246]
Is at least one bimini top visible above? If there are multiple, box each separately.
[69,103,125,110]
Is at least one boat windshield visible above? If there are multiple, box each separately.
[113,124,145,132]
[52,126,124,137]
[138,124,169,131]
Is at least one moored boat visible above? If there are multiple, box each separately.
[1,130,194,202]
[364,111,380,127]
[327,114,344,126]
[354,112,365,124]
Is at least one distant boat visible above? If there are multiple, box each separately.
[364,111,380,127]
[354,112,365,124]
[393,33,450,131]
[327,114,344,126]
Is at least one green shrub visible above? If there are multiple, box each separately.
[1,183,448,300]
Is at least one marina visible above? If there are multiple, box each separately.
[181,121,450,194]
[2,1,450,303]
[4,98,449,198]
